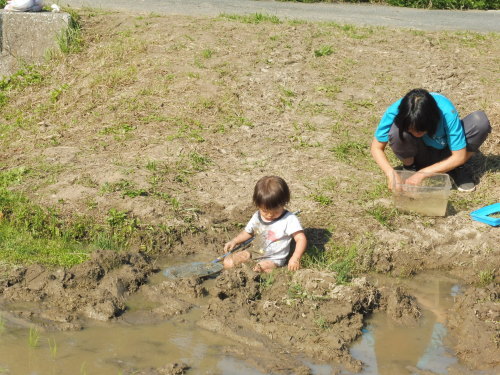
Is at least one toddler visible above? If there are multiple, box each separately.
[223,176,307,273]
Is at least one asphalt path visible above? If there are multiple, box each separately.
[60,0,500,32]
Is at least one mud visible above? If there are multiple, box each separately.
[0,250,156,329]
[0,10,498,375]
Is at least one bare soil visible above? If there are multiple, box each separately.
[0,10,498,374]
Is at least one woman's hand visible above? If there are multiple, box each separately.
[405,172,426,186]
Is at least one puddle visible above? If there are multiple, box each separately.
[347,272,462,375]
[0,308,266,375]
[0,271,487,375]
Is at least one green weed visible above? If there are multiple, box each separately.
[189,151,212,172]
[202,49,214,58]
[362,181,390,201]
[57,12,83,54]
[478,269,495,287]
[0,315,5,335]
[311,193,332,206]
[288,282,308,300]
[314,315,330,330]
[50,84,69,103]
[219,13,281,24]
[146,161,158,171]
[330,141,368,162]
[29,326,40,348]
[48,337,58,359]
[259,272,276,290]
[317,84,341,99]
[366,204,397,229]
[301,243,359,284]
[314,45,334,57]
[0,66,44,108]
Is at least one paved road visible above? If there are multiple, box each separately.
[61,0,499,32]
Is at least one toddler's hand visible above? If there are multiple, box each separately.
[224,240,237,253]
[288,258,300,271]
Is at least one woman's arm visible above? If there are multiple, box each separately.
[288,230,307,271]
[420,148,468,174]
[406,148,468,185]
[370,138,396,190]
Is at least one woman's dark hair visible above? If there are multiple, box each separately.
[253,176,290,209]
[394,88,440,139]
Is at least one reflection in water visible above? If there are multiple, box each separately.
[349,273,460,375]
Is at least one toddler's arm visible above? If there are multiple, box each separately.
[224,230,253,252]
[288,230,307,271]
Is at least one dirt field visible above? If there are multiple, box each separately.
[0,10,499,374]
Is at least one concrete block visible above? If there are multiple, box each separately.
[0,10,70,77]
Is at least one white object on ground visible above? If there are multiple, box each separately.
[4,0,43,12]
[51,3,60,12]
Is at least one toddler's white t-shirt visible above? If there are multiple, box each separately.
[244,210,303,266]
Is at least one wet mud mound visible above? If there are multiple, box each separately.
[124,363,190,375]
[197,267,380,373]
[0,250,156,329]
[379,286,422,325]
[448,283,499,370]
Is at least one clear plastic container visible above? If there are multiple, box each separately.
[392,170,452,216]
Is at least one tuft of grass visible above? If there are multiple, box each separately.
[219,13,281,24]
[314,45,334,57]
[287,282,308,300]
[202,49,214,58]
[365,204,397,230]
[0,315,5,335]
[50,84,69,103]
[302,243,359,284]
[330,141,368,162]
[29,326,40,348]
[314,315,330,330]
[48,337,58,359]
[259,272,276,290]
[477,269,495,287]
[57,10,83,54]
[310,193,332,206]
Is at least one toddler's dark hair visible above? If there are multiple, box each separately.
[253,176,290,209]
[395,88,440,139]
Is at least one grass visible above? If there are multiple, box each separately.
[330,140,368,163]
[314,45,334,57]
[29,326,40,348]
[219,13,282,24]
[57,10,84,54]
[365,204,398,230]
[259,272,276,290]
[277,0,498,10]
[0,168,189,266]
[301,242,359,284]
[477,269,495,287]
[48,337,58,359]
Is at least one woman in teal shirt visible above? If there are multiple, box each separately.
[371,88,491,192]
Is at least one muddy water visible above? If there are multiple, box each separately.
[0,307,266,375]
[393,195,449,217]
[348,272,462,375]
[0,272,473,375]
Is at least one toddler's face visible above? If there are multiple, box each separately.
[259,206,284,222]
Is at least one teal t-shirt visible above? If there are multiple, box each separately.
[374,93,467,151]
